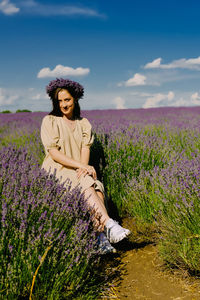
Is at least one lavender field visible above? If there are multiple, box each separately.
[1,107,200,298]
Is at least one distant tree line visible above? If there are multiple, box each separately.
[0,109,32,113]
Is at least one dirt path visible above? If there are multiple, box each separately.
[113,244,200,300]
[105,219,200,300]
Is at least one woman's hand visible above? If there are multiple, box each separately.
[86,165,97,180]
[76,165,97,180]
[76,167,88,179]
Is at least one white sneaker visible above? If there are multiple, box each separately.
[97,232,117,254]
[104,218,131,244]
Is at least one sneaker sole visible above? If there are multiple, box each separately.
[99,248,117,255]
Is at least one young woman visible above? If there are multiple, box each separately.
[40,78,130,254]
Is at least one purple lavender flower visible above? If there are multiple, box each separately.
[46,78,84,100]
[0,144,99,298]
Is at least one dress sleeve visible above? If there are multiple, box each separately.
[40,115,60,151]
[81,118,94,148]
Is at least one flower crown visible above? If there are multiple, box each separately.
[46,78,84,100]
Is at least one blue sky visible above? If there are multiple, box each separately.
[1,0,200,111]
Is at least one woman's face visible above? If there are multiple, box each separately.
[57,89,75,119]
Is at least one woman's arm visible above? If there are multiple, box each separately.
[80,147,90,165]
[49,148,96,179]
[49,148,86,170]
[79,146,97,180]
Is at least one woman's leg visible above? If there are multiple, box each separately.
[84,186,130,244]
[84,186,109,229]
[84,188,117,253]
[96,190,104,204]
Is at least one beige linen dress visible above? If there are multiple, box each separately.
[40,115,104,194]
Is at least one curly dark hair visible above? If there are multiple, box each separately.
[46,78,84,118]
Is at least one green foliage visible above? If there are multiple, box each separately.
[0,110,12,113]
[16,109,32,113]
[2,110,200,281]
[0,145,107,299]
[95,125,200,274]
[0,129,45,165]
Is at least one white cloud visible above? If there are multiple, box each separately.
[124,73,146,86]
[118,72,161,87]
[144,57,200,71]
[0,87,52,111]
[129,92,153,97]
[144,58,162,69]
[0,0,19,15]
[142,90,200,109]
[19,0,105,18]
[0,87,19,106]
[143,91,174,109]
[171,92,200,107]
[113,96,126,109]
[172,98,189,107]
[31,93,48,100]
[191,92,200,105]
[37,65,90,78]
[168,91,175,101]
[24,88,52,111]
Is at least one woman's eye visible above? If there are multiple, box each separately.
[58,98,72,103]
